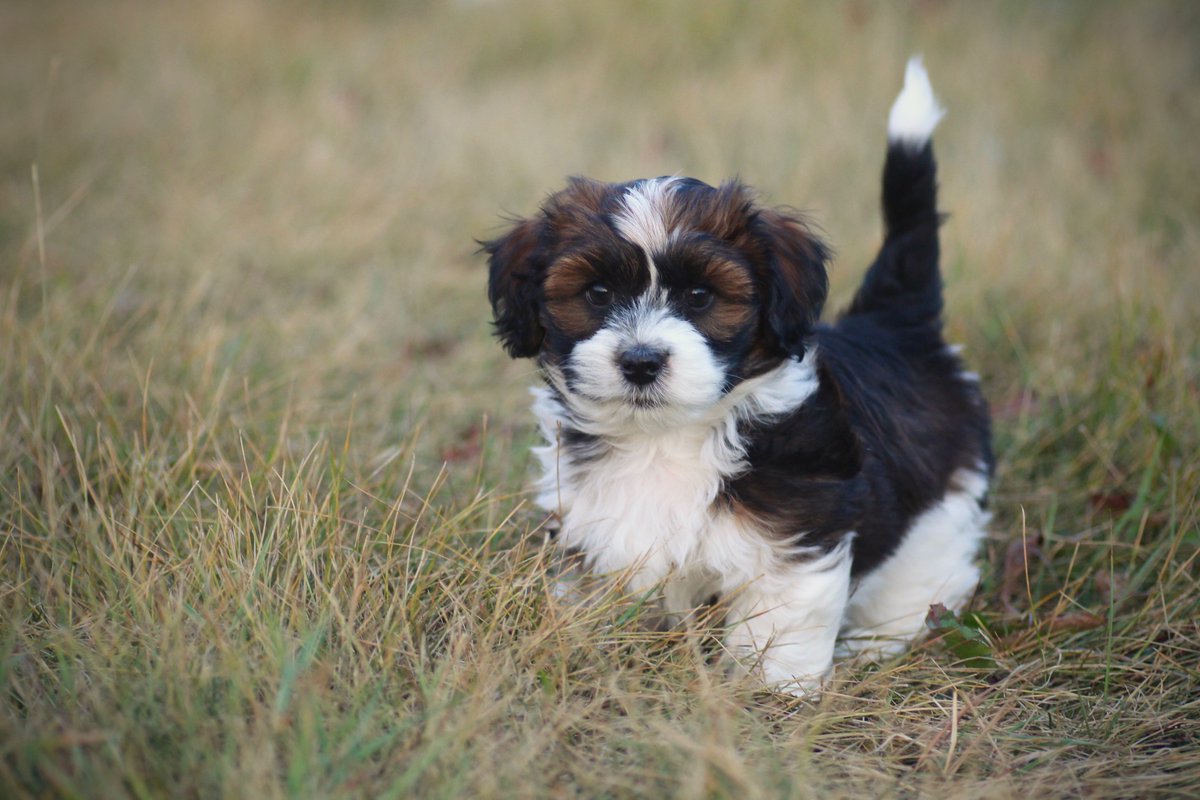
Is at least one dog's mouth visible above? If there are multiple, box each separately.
[626,392,665,410]
[570,385,669,412]
[554,375,668,411]
[620,375,671,410]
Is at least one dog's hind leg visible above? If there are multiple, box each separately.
[839,468,990,659]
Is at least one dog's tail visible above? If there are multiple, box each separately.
[845,57,946,327]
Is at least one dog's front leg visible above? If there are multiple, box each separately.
[723,538,853,696]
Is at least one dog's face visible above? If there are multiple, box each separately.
[486,176,828,427]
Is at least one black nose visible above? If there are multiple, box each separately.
[618,346,668,386]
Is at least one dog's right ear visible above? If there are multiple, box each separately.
[483,217,545,359]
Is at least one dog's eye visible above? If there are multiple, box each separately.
[585,284,613,308]
[686,286,714,311]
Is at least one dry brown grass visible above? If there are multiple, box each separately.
[2,1,1198,797]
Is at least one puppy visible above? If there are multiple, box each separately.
[484,59,992,694]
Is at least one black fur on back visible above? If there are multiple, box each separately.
[722,138,993,575]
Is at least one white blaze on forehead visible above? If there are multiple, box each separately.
[612,177,680,285]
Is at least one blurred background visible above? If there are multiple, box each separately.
[5,0,1196,462]
[3,2,1199,795]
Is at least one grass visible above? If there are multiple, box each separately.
[2,0,1198,797]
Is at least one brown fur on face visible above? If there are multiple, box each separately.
[485,176,829,377]
[542,252,624,340]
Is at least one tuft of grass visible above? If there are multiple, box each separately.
[2,1,1199,797]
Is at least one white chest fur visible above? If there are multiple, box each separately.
[534,418,727,592]
[529,353,820,600]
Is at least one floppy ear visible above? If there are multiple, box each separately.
[483,217,545,359]
[754,209,830,357]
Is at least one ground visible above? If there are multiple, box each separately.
[1,1,1198,797]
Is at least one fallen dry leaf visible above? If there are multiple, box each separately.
[1089,491,1133,514]
[440,423,483,464]
[1044,612,1105,633]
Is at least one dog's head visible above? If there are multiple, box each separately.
[485,176,828,427]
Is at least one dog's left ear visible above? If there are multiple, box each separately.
[483,217,545,359]
[754,209,830,357]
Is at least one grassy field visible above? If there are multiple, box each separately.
[2,1,1199,797]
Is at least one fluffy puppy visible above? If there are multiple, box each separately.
[484,59,992,694]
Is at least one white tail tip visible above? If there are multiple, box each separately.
[887,56,945,148]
